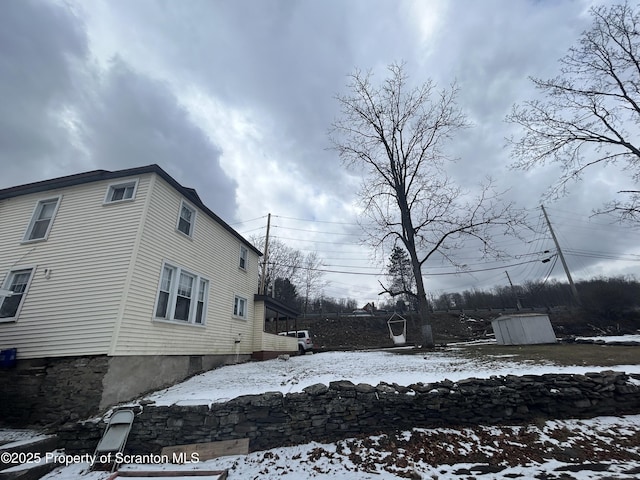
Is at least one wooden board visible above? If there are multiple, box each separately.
[161,438,249,462]
[109,470,227,479]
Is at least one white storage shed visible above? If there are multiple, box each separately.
[491,313,557,345]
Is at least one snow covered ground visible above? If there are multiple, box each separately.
[35,415,640,480]
[576,334,640,343]
[141,346,640,407]
[19,339,640,478]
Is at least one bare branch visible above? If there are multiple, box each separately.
[330,62,527,346]
[507,2,640,223]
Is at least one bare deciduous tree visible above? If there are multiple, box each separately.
[299,251,327,315]
[507,2,640,221]
[251,235,328,314]
[330,63,524,347]
[251,235,303,295]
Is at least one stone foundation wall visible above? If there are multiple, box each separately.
[0,354,250,427]
[59,371,640,454]
[0,356,109,426]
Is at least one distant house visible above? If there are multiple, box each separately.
[0,165,297,425]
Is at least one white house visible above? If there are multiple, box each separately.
[0,165,297,424]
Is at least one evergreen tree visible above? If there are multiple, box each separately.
[273,277,298,307]
[387,245,416,309]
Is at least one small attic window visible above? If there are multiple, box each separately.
[104,180,138,204]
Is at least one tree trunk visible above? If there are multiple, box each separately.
[415,267,435,348]
[398,191,435,348]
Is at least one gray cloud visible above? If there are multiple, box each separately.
[0,0,237,219]
[0,0,636,303]
[0,0,88,182]
[77,57,236,218]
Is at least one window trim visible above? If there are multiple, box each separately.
[152,261,209,326]
[22,196,62,243]
[0,266,36,322]
[176,200,196,238]
[195,278,209,325]
[233,295,248,320]
[103,179,139,204]
[239,246,248,271]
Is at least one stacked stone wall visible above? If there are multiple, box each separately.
[58,371,640,454]
[0,356,108,426]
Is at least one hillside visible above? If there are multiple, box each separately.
[268,309,640,351]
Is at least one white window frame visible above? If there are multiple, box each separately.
[103,179,139,204]
[22,196,61,242]
[153,261,209,326]
[0,267,36,322]
[233,295,248,320]
[176,200,196,238]
[195,278,209,325]
[239,246,248,270]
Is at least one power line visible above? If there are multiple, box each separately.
[230,215,268,226]
[272,225,361,236]
[273,214,358,226]
[271,235,362,246]
[269,257,547,277]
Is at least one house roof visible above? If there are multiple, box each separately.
[254,295,300,318]
[0,164,262,256]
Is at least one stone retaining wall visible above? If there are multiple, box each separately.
[59,371,640,454]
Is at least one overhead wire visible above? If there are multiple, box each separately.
[244,206,638,302]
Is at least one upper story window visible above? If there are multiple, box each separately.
[154,262,209,325]
[239,246,248,270]
[23,197,61,242]
[177,201,196,237]
[104,179,138,204]
[0,268,35,321]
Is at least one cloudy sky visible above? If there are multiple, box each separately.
[1,0,639,305]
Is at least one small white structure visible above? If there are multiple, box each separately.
[491,313,557,345]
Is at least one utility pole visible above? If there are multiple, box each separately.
[541,205,580,305]
[259,214,271,295]
[504,270,522,311]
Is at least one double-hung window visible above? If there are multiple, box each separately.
[177,201,196,237]
[239,246,248,270]
[174,271,195,321]
[195,278,208,324]
[155,265,174,319]
[233,295,248,319]
[104,180,138,203]
[154,263,209,325]
[23,197,61,242]
[0,268,34,320]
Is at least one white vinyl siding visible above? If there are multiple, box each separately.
[113,175,259,356]
[0,176,149,358]
[22,196,61,242]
